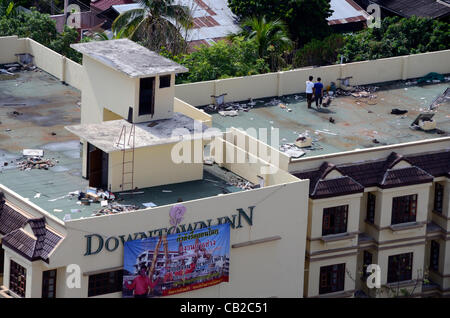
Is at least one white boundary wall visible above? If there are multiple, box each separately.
[1,36,449,107]
[174,50,450,106]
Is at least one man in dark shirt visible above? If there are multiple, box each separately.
[313,77,324,108]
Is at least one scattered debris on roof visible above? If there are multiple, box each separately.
[92,203,139,217]
[16,156,58,171]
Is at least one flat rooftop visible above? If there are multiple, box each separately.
[66,113,210,153]
[71,39,188,78]
[210,81,450,158]
[0,68,247,221]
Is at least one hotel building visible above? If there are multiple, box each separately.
[0,36,449,298]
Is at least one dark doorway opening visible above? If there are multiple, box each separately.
[87,143,109,189]
[0,243,4,285]
[139,77,155,116]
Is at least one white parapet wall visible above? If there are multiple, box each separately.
[288,136,450,172]
[2,35,450,107]
[173,97,212,127]
[0,36,83,90]
[174,50,450,106]
[0,36,27,64]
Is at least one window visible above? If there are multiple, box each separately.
[9,260,26,297]
[391,194,417,225]
[42,269,57,298]
[362,251,373,279]
[88,270,123,297]
[319,263,345,295]
[159,75,171,88]
[434,183,444,214]
[366,193,376,224]
[139,77,155,116]
[430,240,440,272]
[387,253,413,283]
[322,205,348,236]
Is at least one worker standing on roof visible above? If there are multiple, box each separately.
[306,76,314,109]
[313,77,324,108]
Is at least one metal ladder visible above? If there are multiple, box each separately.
[116,124,135,191]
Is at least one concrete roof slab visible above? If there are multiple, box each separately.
[65,112,212,152]
[70,39,188,78]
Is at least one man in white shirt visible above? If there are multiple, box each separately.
[305,76,314,109]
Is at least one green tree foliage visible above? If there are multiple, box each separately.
[231,16,292,71]
[112,0,193,55]
[294,33,344,67]
[161,37,270,84]
[48,25,81,62]
[340,16,450,62]
[0,10,81,63]
[228,0,332,45]
[0,0,16,17]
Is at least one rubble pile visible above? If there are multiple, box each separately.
[92,203,139,217]
[336,85,378,97]
[228,176,255,190]
[0,63,37,81]
[16,156,57,170]
[206,101,253,115]
[280,144,306,158]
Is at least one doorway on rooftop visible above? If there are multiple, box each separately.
[139,77,155,117]
[87,143,109,190]
[0,243,4,286]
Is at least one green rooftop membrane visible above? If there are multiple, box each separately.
[0,69,244,221]
[0,152,242,221]
[211,82,450,157]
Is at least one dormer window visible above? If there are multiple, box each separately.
[159,75,171,88]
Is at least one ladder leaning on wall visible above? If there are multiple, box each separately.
[115,124,136,191]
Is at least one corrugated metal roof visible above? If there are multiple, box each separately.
[91,0,135,12]
[112,0,240,44]
[328,0,370,25]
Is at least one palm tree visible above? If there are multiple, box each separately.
[0,0,16,17]
[233,16,293,71]
[111,0,193,54]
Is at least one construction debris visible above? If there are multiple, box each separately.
[295,135,313,148]
[218,110,238,117]
[417,72,445,85]
[429,87,450,111]
[23,149,44,157]
[280,144,306,158]
[92,203,139,216]
[16,156,57,170]
[391,109,408,115]
[228,176,255,190]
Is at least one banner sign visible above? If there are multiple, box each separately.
[122,224,230,297]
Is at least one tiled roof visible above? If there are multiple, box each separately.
[405,150,450,177]
[2,217,62,263]
[338,160,386,187]
[293,150,448,198]
[0,204,28,236]
[379,166,434,189]
[370,0,450,19]
[311,176,364,199]
[91,0,134,12]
